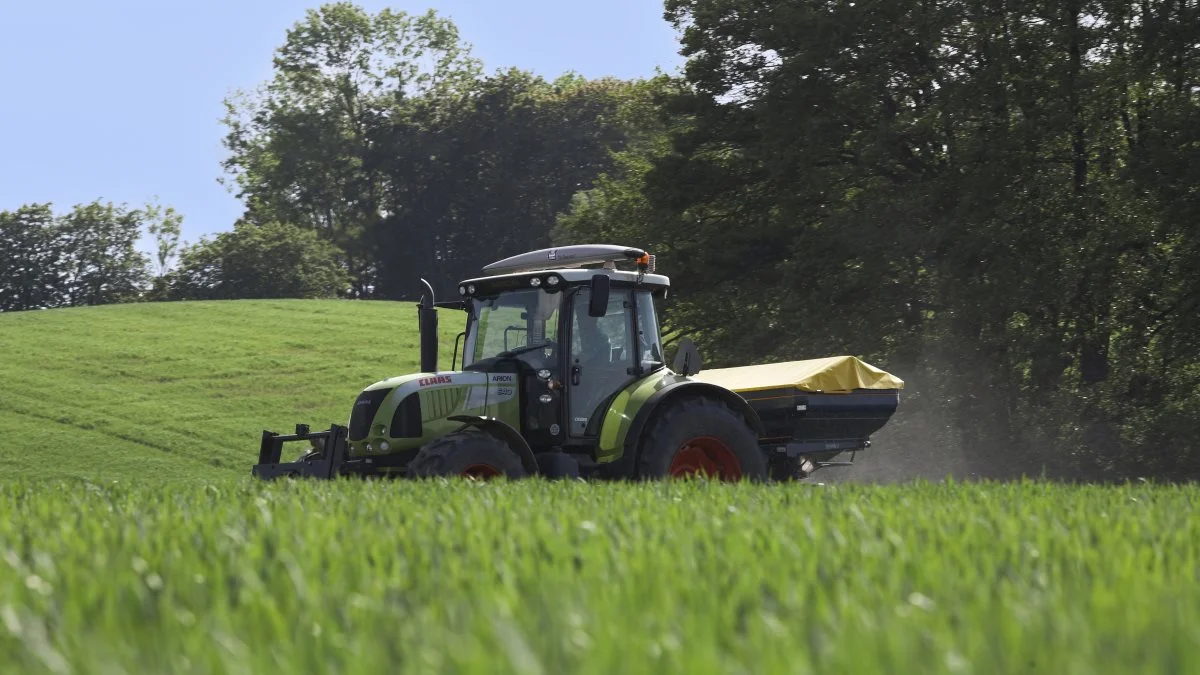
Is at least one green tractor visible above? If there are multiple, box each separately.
[252,244,903,481]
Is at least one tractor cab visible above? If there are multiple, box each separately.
[451,245,670,448]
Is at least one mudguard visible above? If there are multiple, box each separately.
[623,381,765,457]
[447,415,539,473]
[594,380,764,473]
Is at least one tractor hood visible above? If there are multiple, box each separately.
[361,370,477,394]
[359,369,517,412]
[346,369,521,458]
[356,370,501,429]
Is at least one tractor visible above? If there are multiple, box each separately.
[252,244,903,481]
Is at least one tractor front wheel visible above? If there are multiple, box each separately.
[637,396,767,481]
[409,430,527,480]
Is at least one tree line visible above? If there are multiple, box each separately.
[4,0,1198,479]
[1,201,167,311]
[0,201,348,309]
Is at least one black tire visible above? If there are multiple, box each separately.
[534,452,582,479]
[636,396,768,481]
[409,429,528,479]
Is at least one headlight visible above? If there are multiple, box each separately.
[539,394,553,403]
[459,285,467,296]
[547,275,560,287]
[467,284,476,294]
[530,277,542,287]
[537,369,551,380]
[379,441,390,452]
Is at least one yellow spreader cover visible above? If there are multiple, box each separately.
[691,355,905,394]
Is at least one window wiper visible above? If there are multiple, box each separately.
[498,340,554,358]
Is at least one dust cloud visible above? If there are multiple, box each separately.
[813,354,1058,485]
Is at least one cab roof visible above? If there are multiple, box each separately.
[458,267,670,290]
[457,244,670,296]
[482,244,647,276]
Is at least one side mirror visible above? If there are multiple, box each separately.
[671,338,703,376]
[588,274,610,317]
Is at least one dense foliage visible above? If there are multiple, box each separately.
[219,2,649,299]
[166,222,348,300]
[0,201,152,311]
[558,0,1200,479]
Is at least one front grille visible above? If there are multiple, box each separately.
[348,388,391,440]
[390,393,423,438]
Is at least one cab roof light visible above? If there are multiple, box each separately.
[637,253,656,274]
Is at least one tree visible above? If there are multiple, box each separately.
[221,2,658,300]
[370,70,651,298]
[57,200,150,307]
[166,221,349,300]
[142,200,184,301]
[220,2,481,296]
[0,204,66,312]
[144,199,183,277]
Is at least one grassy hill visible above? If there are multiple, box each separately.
[0,299,463,484]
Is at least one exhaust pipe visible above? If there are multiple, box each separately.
[417,278,438,373]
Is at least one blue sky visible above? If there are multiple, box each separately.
[0,0,685,248]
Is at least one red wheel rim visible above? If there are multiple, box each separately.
[668,436,743,480]
[461,463,501,479]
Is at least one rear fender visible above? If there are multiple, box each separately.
[446,415,539,473]
[623,382,765,461]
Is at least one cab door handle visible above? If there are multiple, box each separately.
[571,364,581,386]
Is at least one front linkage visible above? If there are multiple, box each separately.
[253,423,420,479]
[252,424,349,479]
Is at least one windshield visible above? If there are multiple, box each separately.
[464,288,562,368]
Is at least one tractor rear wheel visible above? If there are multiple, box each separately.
[637,396,767,481]
[409,430,527,479]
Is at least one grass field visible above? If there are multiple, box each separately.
[2,301,1197,674]
[0,299,459,483]
[1,478,1196,674]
